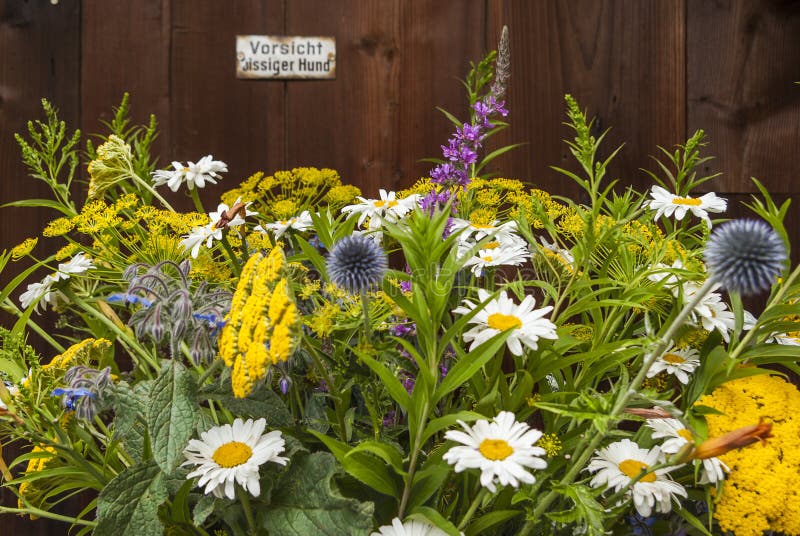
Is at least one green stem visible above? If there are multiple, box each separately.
[397,400,431,519]
[199,358,225,385]
[360,289,371,342]
[457,487,488,530]
[237,485,257,536]
[0,505,97,526]
[220,234,242,277]
[304,334,349,443]
[129,170,175,211]
[189,187,206,214]
[518,277,718,535]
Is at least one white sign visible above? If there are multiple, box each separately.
[236,35,336,79]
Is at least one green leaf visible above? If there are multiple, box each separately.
[148,361,198,474]
[202,383,293,427]
[466,510,522,536]
[421,410,485,443]
[433,330,509,403]
[95,460,167,536]
[355,350,410,411]
[545,483,607,535]
[346,440,406,475]
[259,452,374,535]
[0,199,74,215]
[408,506,461,536]
[109,380,150,462]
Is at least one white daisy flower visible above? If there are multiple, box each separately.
[54,253,95,281]
[341,190,419,228]
[646,260,686,289]
[646,343,700,384]
[152,155,228,192]
[256,210,314,239]
[209,198,257,230]
[646,419,729,484]
[180,224,223,259]
[535,237,575,271]
[453,289,557,356]
[685,284,736,342]
[19,273,59,311]
[773,332,800,345]
[587,438,687,517]
[462,242,530,277]
[449,218,520,244]
[370,518,456,536]
[648,185,727,229]
[182,417,288,500]
[443,411,547,493]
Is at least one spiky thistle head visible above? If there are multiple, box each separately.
[326,234,387,294]
[704,219,787,295]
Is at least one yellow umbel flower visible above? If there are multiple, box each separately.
[43,338,111,373]
[697,375,800,536]
[42,217,74,237]
[219,247,298,398]
[87,135,134,199]
[11,238,38,260]
[55,243,80,261]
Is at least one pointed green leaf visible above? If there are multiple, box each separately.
[148,361,197,474]
[95,460,166,536]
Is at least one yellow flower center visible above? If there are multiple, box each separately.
[484,241,501,249]
[374,200,398,208]
[482,255,494,262]
[182,167,191,173]
[671,197,702,206]
[487,313,522,331]
[212,441,253,468]
[618,459,656,482]
[662,353,685,364]
[479,438,514,460]
[471,223,494,229]
[678,428,694,442]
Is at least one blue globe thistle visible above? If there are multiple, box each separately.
[704,219,787,295]
[326,234,388,294]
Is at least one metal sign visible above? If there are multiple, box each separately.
[236,35,336,79]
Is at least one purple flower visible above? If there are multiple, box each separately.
[392,322,416,337]
[382,410,397,427]
[455,122,483,142]
[52,387,94,412]
[401,372,415,394]
[107,293,153,308]
[279,376,291,395]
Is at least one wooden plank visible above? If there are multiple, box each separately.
[283,0,399,194]
[0,2,81,532]
[170,0,285,208]
[395,2,485,192]
[687,0,800,194]
[487,0,686,198]
[80,0,171,173]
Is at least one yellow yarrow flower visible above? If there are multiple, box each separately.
[219,247,298,398]
[697,375,800,536]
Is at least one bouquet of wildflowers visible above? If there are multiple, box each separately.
[2,27,799,536]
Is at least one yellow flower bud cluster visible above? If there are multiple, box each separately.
[219,247,298,398]
[11,238,38,260]
[697,374,800,536]
[17,444,57,517]
[87,135,134,200]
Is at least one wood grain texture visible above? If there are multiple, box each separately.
[283,0,398,194]
[396,2,485,191]
[487,0,686,198]
[0,2,81,531]
[170,0,285,209]
[687,0,800,194]
[81,0,171,169]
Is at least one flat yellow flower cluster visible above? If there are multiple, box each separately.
[11,237,38,260]
[219,247,298,398]
[698,374,800,536]
[45,338,111,373]
[220,167,359,221]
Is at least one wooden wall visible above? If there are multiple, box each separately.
[0,0,799,532]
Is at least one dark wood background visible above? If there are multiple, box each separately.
[0,0,799,532]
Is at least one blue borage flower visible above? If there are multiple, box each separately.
[107,292,153,308]
[192,313,227,330]
[704,218,787,295]
[326,234,388,294]
[52,387,94,412]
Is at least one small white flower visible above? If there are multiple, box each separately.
[535,237,575,270]
[646,419,729,484]
[646,260,686,289]
[587,438,687,517]
[19,274,58,311]
[462,242,530,277]
[54,253,95,281]
[182,418,288,500]
[685,284,736,342]
[180,224,222,259]
[370,518,456,536]
[257,210,314,239]
[341,190,419,228]
[453,289,557,356]
[152,155,227,192]
[648,185,727,229]
[443,411,547,493]
[208,198,257,230]
[647,343,700,384]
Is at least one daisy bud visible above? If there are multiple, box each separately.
[704,219,787,295]
[326,234,387,294]
[691,419,773,460]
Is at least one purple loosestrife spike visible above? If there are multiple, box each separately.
[704,219,787,295]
